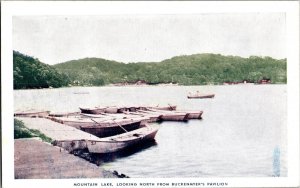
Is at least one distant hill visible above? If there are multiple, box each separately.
[54,53,286,86]
[13,51,70,89]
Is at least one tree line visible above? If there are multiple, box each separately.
[13,51,286,89]
[54,53,286,86]
[13,51,70,89]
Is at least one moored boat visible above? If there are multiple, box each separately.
[184,111,203,119]
[147,105,177,111]
[123,111,162,123]
[104,106,118,113]
[187,93,215,99]
[86,124,159,154]
[148,109,203,120]
[138,109,189,122]
[79,107,106,114]
[80,118,144,138]
[160,113,189,121]
[51,116,145,137]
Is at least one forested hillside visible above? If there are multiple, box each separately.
[54,53,286,86]
[13,51,286,89]
[13,51,70,89]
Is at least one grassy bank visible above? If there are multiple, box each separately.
[14,119,52,143]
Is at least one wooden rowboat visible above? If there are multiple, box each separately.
[147,105,177,111]
[51,116,144,138]
[80,119,144,138]
[86,124,159,154]
[149,109,203,120]
[160,113,189,121]
[79,107,106,114]
[187,94,215,99]
[80,106,124,114]
[138,109,189,122]
[123,111,162,123]
[104,106,118,113]
[184,111,203,119]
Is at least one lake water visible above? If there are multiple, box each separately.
[14,84,287,177]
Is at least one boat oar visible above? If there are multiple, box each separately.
[112,119,128,133]
[168,103,175,110]
[91,118,102,125]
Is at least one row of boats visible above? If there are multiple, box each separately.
[14,105,203,154]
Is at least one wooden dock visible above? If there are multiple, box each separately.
[16,117,102,151]
[14,138,118,178]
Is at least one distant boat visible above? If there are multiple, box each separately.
[187,92,215,99]
[86,124,159,154]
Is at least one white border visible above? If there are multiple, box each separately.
[1,1,299,188]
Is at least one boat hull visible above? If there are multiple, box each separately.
[87,125,159,153]
[79,107,106,114]
[187,94,215,99]
[186,111,203,119]
[160,113,189,121]
[49,117,143,137]
[80,121,142,138]
[148,106,177,111]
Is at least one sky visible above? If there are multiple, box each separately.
[13,13,286,65]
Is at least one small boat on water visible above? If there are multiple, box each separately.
[86,124,159,154]
[14,110,50,118]
[187,92,215,99]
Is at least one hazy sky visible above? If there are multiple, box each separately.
[13,13,286,65]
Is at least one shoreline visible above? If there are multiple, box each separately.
[13,83,287,91]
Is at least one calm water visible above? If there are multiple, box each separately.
[14,85,287,177]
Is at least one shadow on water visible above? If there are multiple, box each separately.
[92,140,158,163]
[73,140,158,165]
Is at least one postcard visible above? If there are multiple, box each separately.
[1,1,299,188]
